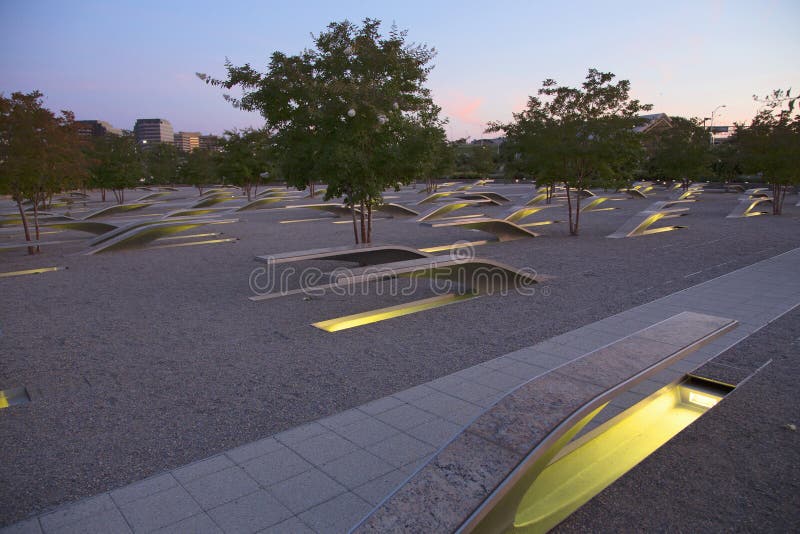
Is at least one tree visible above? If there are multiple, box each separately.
[489,69,651,235]
[88,134,144,204]
[200,18,445,243]
[0,90,88,254]
[143,142,181,185]
[645,116,711,189]
[453,142,496,179]
[216,128,271,201]
[178,148,219,194]
[736,89,799,215]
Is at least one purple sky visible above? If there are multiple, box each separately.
[1,0,798,139]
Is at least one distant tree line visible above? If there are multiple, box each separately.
[2,19,798,250]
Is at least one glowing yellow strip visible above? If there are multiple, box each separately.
[520,220,558,227]
[312,293,477,332]
[331,218,389,224]
[0,392,8,409]
[279,217,333,224]
[148,238,237,250]
[0,267,61,278]
[154,233,219,242]
[419,240,491,253]
[438,213,485,221]
[514,384,722,531]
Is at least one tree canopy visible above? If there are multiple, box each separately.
[0,90,88,252]
[644,116,710,189]
[200,18,447,243]
[489,69,651,235]
[736,88,799,214]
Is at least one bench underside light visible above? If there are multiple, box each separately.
[486,378,731,533]
[311,293,477,332]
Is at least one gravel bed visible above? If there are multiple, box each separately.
[1,185,798,525]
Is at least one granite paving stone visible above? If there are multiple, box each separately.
[241,447,313,487]
[152,513,222,534]
[289,431,359,466]
[319,449,396,489]
[183,466,260,509]
[172,455,234,485]
[207,490,292,534]
[268,469,346,514]
[118,486,201,533]
[366,433,435,468]
[297,492,372,534]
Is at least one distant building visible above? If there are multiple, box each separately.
[634,113,673,134]
[76,120,122,137]
[174,131,201,152]
[199,134,222,152]
[134,118,174,147]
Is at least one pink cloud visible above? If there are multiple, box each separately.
[439,91,485,126]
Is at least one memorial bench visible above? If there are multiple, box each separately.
[254,244,433,266]
[353,311,737,533]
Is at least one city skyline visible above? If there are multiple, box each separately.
[1,0,798,140]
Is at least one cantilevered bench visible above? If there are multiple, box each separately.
[332,256,538,293]
[607,207,689,238]
[84,218,238,254]
[417,200,492,222]
[726,197,772,218]
[254,244,433,266]
[458,192,511,204]
[283,203,354,217]
[425,218,540,241]
[354,311,737,533]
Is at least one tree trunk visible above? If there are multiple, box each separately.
[772,183,786,215]
[197,186,204,195]
[101,188,106,202]
[565,184,578,236]
[16,199,36,255]
[32,191,42,253]
[359,200,367,243]
[310,183,315,197]
[351,202,359,244]
[367,202,373,244]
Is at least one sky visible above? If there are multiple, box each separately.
[1,0,798,140]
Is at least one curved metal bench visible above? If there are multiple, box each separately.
[255,244,433,266]
[417,201,489,222]
[727,198,772,218]
[284,203,353,217]
[353,311,737,533]
[375,203,419,217]
[83,203,152,219]
[85,218,237,254]
[458,192,510,204]
[607,208,689,238]
[333,256,538,293]
[425,218,539,242]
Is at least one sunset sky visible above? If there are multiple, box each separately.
[1,0,798,140]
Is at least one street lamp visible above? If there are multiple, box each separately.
[709,105,726,146]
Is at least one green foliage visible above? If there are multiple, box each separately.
[88,134,144,204]
[216,128,271,200]
[453,143,496,178]
[645,116,710,188]
[489,69,651,235]
[178,148,219,193]
[200,18,446,243]
[736,88,799,214]
[0,90,88,251]
[143,142,181,185]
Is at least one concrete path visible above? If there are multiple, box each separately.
[5,248,800,534]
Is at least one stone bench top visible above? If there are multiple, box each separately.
[354,311,737,533]
[425,218,540,241]
[332,256,539,290]
[255,244,433,266]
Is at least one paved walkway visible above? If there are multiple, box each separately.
[5,248,800,534]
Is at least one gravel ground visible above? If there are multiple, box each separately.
[1,185,799,525]
[557,307,800,532]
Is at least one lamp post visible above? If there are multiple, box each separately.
[709,105,726,146]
